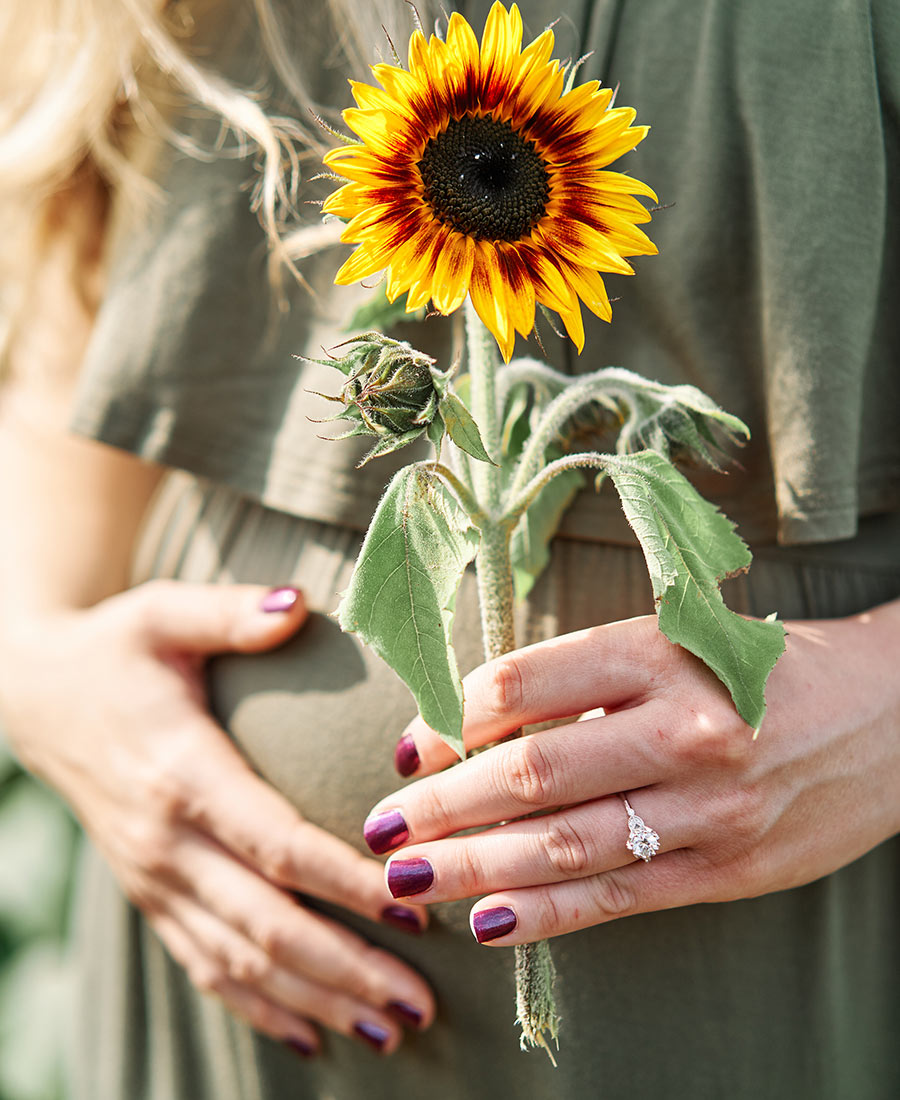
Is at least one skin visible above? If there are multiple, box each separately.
[0,198,435,1056]
[370,605,900,942]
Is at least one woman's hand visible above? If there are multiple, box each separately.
[364,602,900,944]
[0,580,435,1055]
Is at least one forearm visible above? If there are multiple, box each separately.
[0,387,162,624]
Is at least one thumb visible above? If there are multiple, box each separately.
[131,579,308,656]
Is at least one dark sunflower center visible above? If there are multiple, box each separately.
[418,115,550,241]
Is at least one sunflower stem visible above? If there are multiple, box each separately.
[464,297,561,1062]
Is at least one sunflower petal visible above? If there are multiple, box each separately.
[563,262,613,321]
[432,234,476,314]
[470,240,515,360]
[322,3,657,358]
[535,219,635,275]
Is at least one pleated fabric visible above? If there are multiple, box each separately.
[68,472,900,1100]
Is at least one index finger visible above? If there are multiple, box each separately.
[396,614,668,778]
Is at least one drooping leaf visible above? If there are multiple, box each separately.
[337,466,479,756]
[347,286,427,332]
[604,450,785,732]
[440,392,495,464]
[511,464,585,601]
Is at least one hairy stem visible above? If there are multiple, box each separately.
[464,298,560,1062]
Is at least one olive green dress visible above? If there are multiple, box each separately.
[67,1,900,1097]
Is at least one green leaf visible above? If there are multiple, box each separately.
[347,287,426,333]
[440,392,495,464]
[511,465,584,601]
[604,450,785,731]
[337,466,479,756]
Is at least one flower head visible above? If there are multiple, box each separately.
[313,333,447,463]
[323,1,657,360]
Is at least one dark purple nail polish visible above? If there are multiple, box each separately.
[284,1037,316,1059]
[364,809,409,855]
[260,586,300,613]
[394,733,420,777]
[472,905,517,943]
[387,857,433,898]
[353,1020,391,1052]
[387,1000,425,1029]
[380,904,423,934]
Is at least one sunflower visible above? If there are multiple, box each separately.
[323,1,657,361]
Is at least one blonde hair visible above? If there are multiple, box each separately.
[0,0,435,368]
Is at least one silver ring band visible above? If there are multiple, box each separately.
[622,796,660,862]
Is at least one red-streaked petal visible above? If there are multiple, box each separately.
[470,240,514,360]
[535,219,635,274]
[432,234,476,314]
[497,245,536,338]
[479,1,522,112]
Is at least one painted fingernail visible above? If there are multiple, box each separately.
[260,586,301,613]
[380,904,423,934]
[394,733,420,777]
[387,857,433,898]
[284,1037,316,1059]
[363,809,409,855]
[472,906,517,944]
[353,1020,391,1052]
[387,1000,425,1029]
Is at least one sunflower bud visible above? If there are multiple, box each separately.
[311,333,451,464]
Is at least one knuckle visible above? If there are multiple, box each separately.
[189,960,227,995]
[534,886,564,939]
[417,783,457,838]
[126,818,177,879]
[453,842,483,897]
[670,710,751,772]
[587,870,637,919]
[503,737,557,808]
[121,869,164,915]
[142,764,194,826]
[228,950,272,987]
[244,996,281,1035]
[257,838,296,885]
[484,654,526,721]
[255,920,289,960]
[541,817,592,878]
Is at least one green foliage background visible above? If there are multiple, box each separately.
[0,733,78,1100]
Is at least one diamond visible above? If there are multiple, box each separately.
[624,800,660,862]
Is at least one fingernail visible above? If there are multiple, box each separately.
[380,904,423,935]
[353,1020,391,1052]
[387,1000,425,1030]
[260,586,301,613]
[284,1037,316,1059]
[472,905,517,944]
[363,809,409,855]
[394,733,420,777]
[387,857,433,898]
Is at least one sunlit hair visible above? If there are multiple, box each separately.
[0,0,435,368]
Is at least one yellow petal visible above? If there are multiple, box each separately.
[535,219,634,274]
[343,108,411,157]
[445,12,480,73]
[432,233,476,314]
[563,262,612,321]
[334,242,391,284]
[593,125,651,169]
[479,2,522,112]
[469,240,514,360]
[498,245,536,338]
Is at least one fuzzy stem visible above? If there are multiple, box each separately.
[464,298,560,1062]
[416,461,488,527]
